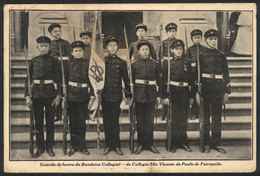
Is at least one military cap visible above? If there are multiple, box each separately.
[48,23,61,33]
[170,39,185,49]
[137,39,152,50]
[80,31,92,38]
[71,41,85,49]
[105,35,119,46]
[190,29,202,38]
[204,29,218,39]
[36,36,51,44]
[135,23,147,32]
[165,23,178,32]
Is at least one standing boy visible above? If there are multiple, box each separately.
[101,36,131,156]
[129,23,157,61]
[80,31,92,60]
[132,40,161,155]
[48,23,72,122]
[158,23,178,120]
[198,29,231,153]
[64,41,95,156]
[186,29,207,120]
[25,36,61,158]
[162,40,194,153]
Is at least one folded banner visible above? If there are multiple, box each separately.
[88,11,105,118]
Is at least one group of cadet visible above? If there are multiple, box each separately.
[25,21,231,158]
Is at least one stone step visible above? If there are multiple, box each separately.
[10,116,252,133]
[11,130,251,143]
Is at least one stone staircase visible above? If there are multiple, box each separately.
[10,53,252,150]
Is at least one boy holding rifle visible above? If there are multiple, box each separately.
[186,29,207,120]
[162,40,194,153]
[197,29,230,153]
[25,36,61,158]
[132,40,161,155]
[63,41,95,156]
[101,36,131,156]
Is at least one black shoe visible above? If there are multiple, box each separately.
[182,144,192,152]
[114,147,124,156]
[103,147,112,155]
[80,148,90,155]
[170,147,176,153]
[46,147,55,157]
[204,146,210,153]
[134,145,143,155]
[211,146,226,154]
[147,146,160,154]
[68,147,78,157]
[33,148,45,158]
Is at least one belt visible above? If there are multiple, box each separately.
[163,56,173,60]
[135,79,156,86]
[33,80,53,84]
[202,73,223,79]
[68,81,88,88]
[170,81,189,87]
[59,56,69,61]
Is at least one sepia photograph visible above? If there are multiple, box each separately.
[3,3,256,173]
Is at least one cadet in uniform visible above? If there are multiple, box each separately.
[186,29,207,120]
[162,40,194,153]
[25,36,61,158]
[64,41,95,156]
[158,23,178,120]
[129,23,157,61]
[198,29,231,153]
[101,36,131,156]
[158,23,178,60]
[80,31,92,60]
[48,23,72,122]
[132,40,161,155]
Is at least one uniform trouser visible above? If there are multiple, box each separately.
[33,97,55,149]
[136,102,155,148]
[203,96,223,147]
[101,100,121,148]
[67,100,88,150]
[170,87,189,148]
[190,97,199,118]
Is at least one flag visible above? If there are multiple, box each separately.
[88,11,105,118]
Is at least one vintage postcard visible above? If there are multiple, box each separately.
[3,3,257,173]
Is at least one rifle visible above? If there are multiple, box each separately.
[59,43,68,155]
[196,44,205,153]
[124,25,136,154]
[166,42,172,151]
[24,45,35,158]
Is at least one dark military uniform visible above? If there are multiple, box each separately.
[101,36,131,151]
[48,23,72,122]
[129,23,157,61]
[25,36,61,153]
[186,43,207,119]
[162,40,195,150]
[199,29,231,149]
[65,41,94,154]
[131,40,161,150]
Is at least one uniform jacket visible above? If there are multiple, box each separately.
[65,57,94,102]
[102,54,131,102]
[162,55,195,99]
[186,44,207,73]
[199,48,231,99]
[25,53,61,98]
[129,39,157,61]
[83,44,91,60]
[158,38,177,59]
[132,58,161,103]
[50,38,72,58]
